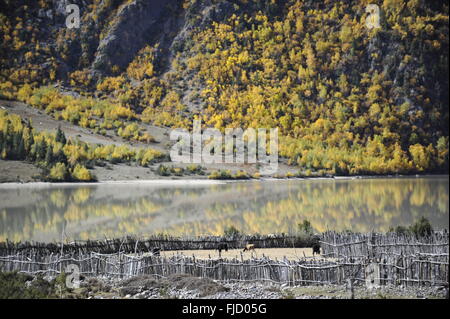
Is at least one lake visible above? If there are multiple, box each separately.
[0,176,448,242]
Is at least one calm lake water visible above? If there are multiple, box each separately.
[0,177,448,242]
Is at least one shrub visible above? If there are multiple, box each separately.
[139,132,156,143]
[118,123,140,140]
[156,164,171,176]
[224,225,241,237]
[137,149,161,166]
[172,167,185,176]
[298,219,314,235]
[49,162,69,181]
[0,272,56,299]
[390,216,434,238]
[208,170,233,180]
[186,164,205,175]
[233,170,250,179]
[0,81,16,100]
[72,164,93,181]
[410,217,433,237]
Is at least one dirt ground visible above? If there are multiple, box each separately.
[162,247,321,260]
[0,159,42,183]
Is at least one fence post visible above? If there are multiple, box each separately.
[347,278,355,299]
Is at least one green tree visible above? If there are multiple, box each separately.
[224,225,241,237]
[35,139,47,162]
[298,219,314,235]
[55,126,66,145]
[410,217,433,238]
[45,144,54,166]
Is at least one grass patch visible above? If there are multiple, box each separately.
[0,272,57,299]
[208,169,250,180]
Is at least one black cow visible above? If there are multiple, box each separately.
[152,247,161,256]
[312,243,321,256]
[217,243,228,254]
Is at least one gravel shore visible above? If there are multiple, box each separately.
[65,274,448,300]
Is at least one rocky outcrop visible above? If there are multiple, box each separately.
[91,0,240,75]
[92,0,181,75]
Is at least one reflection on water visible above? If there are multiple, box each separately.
[0,177,448,242]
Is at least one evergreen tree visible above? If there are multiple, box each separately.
[36,139,47,162]
[54,149,68,165]
[45,143,54,166]
[55,125,66,145]
[26,132,34,161]
[11,132,22,160]
[17,134,25,160]
[0,131,3,152]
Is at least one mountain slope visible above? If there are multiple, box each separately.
[0,0,448,176]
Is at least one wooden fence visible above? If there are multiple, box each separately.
[1,232,447,287]
[320,231,449,259]
[0,252,448,287]
[0,234,315,256]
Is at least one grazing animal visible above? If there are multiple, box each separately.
[217,243,228,254]
[312,243,321,256]
[243,244,255,252]
[152,247,161,256]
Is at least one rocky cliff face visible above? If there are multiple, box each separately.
[0,0,247,77]
[90,0,243,75]
[92,0,182,75]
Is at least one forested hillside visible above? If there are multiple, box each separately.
[0,0,448,176]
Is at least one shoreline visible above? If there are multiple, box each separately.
[0,179,227,188]
[0,173,448,187]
